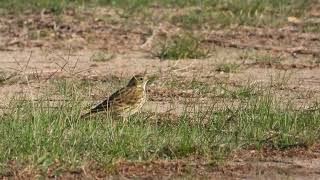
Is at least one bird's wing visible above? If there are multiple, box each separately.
[88,87,126,113]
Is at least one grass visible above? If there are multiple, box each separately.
[301,23,320,33]
[0,78,319,175]
[210,0,308,28]
[216,83,262,99]
[0,0,311,29]
[215,63,240,73]
[153,35,209,60]
[0,0,76,14]
[90,51,114,62]
[253,54,283,64]
[170,9,210,30]
[241,50,284,64]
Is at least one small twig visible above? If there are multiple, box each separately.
[45,69,61,81]
[33,65,43,81]
[12,57,23,71]
[54,62,69,74]
[72,58,80,75]
[23,51,33,72]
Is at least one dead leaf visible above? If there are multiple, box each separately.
[287,16,302,24]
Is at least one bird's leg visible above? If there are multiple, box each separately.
[119,116,128,135]
[122,115,129,124]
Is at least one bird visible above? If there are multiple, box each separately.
[80,74,149,119]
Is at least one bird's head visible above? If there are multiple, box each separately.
[127,74,149,88]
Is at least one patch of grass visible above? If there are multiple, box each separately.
[0,0,208,14]
[253,54,283,64]
[215,63,240,73]
[241,51,283,64]
[270,71,293,89]
[210,0,309,28]
[170,8,210,30]
[0,79,320,174]
[216,82,262,99]
[301,23,320,33]
[154,35,209,60]
[0,0,311,29]
[0,0,79,14]
[90,51,114,62]
[103,0,310,29]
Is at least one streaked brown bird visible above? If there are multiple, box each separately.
[81,74,148,119]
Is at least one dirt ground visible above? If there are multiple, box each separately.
[1,6,320,179]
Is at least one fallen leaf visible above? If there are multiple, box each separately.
[287,16,302,24]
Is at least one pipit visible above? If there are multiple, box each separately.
[81,74,148,119]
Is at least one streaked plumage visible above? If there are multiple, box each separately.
[81,74,148,118]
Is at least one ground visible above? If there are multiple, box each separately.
[1,0,320,179]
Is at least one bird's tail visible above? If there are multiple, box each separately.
[80,108,102,119]
[80,111,92,119]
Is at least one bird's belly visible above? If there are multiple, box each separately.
[120,98,146,117]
